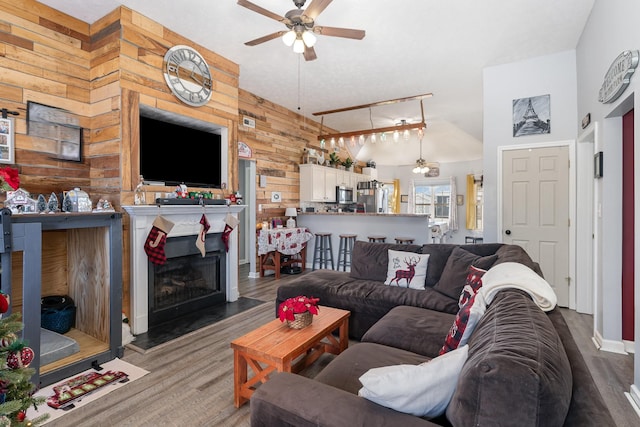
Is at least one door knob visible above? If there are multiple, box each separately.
[505,230,511,235]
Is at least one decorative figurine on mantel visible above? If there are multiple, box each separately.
[62,192,73,212]
[93,199,115,212]
[37,194,47,213]
[134,175,146,205]
[47,192,60,213]
[5,188,37,213]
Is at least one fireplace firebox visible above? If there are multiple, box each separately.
[148,233,226,327]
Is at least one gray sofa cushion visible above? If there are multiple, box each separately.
[432,247,498,300]
[420,243,504,288]
[350,241,422,282]
[361,305,455,358]
[276,269,459,340]
[446,290,572,427]
[314,342,430,395]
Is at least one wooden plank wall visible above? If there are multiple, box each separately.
[238,89,354,224]
[0,0,358,316]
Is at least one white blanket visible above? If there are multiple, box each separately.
[479,262,557,312]
[455,262,558,349]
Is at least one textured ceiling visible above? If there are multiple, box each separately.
[37,0,594,165]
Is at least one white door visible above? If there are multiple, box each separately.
[502,146,570,306]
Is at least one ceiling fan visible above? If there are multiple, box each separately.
[238,0,365,61]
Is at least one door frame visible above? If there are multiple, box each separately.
[576,123,597,315]
[238,159,257,277]
[497,140,576,309]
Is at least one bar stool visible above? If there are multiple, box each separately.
[337,234,357,271]
[395,237,415,245]
[312,232,334,270]
[368,235,386,243]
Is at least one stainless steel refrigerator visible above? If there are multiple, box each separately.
[357,181,388,213]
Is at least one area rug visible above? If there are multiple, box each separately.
[27,358,149,425]
[127,297,267,352]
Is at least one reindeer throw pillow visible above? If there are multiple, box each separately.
[383,250,430,290]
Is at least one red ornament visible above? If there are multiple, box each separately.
[16,410,26,422]
[0,294,9,314]
[7,347,34,369]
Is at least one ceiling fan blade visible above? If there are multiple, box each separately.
[303,0,333,20]
[304,45,317,61]
[313,26,365,40]
[245,31,287,46]
[237,0,289,24]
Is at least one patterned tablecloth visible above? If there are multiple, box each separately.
[258,227,313,256]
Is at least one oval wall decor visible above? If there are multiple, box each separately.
[599,50,639,104]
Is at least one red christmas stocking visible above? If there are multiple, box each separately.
[144,216,175,265]
[195,214,210,257]
[221,213,239,252]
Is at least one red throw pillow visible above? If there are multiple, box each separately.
[458,265,487,308]
[440,295,476,355]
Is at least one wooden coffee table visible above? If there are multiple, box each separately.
[231,306,350,407]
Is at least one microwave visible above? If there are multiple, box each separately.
[336,186,354,204]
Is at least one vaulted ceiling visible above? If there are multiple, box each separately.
[38,0,594,165]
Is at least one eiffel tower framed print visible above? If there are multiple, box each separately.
[512,94,551,137]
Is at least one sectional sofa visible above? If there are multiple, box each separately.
[250,241,615,426]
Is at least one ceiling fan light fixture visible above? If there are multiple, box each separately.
[282,30,297,46]
[413,159,429,174]
[293,38,305,53]
[393,129,400,143]
[302,30,317,47]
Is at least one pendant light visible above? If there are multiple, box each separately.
[412,131,430,174]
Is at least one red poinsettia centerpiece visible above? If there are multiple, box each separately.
[0,166,19,192]
[278,295,320,322]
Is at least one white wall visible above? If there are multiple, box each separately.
[576,0,640,401]
[377,159,483,245]
[483,50,578,243]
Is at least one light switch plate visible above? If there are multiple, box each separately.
[259,175,267,187]
[271,192,281,202]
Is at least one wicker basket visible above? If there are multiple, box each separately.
[41,296,76,334]
[286,311,313,329]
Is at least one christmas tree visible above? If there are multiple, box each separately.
[0,292,48,426]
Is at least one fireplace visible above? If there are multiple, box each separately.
[148,234,226,327]
[123,205,244,335]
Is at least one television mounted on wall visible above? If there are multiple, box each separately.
[139,110,223,189]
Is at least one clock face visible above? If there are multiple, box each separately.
[163,45,213,107]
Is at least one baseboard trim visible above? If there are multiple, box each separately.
[624,339,636,354]
[599,337,628,355]
[248,272,260,279]
[625,385,640,420]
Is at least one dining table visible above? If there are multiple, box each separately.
[257,227,313,279]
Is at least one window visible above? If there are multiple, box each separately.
[413,182,451,219]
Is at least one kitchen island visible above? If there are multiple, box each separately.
[296,212,431,268]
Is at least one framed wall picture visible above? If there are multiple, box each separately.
[27,101,82,162]
[512,94,551,137]
[0,117,15,164]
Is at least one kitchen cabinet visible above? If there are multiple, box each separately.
[300,164,337,202]
[0,210,123,387]
[300,164,372,203]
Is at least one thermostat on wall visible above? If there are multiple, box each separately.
[271,192,281,202]
[242,116,256,128]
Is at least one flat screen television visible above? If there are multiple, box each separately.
[139,114,222,188]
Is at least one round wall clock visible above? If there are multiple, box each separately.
[163,45,213,107]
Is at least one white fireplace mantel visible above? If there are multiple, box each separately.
[123,204,245,334]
